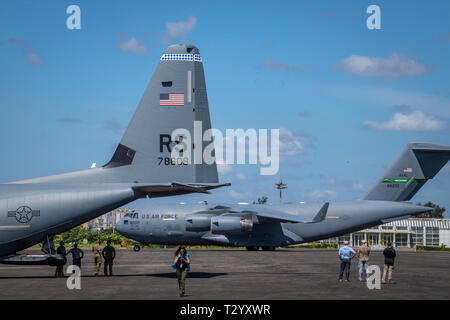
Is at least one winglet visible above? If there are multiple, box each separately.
[312,202,329,223]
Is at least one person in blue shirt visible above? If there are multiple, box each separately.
[338,241,356,282]
[172,246,191,297]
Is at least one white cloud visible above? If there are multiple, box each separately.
[351,182,365,191]
[24,51,43,66]
[333,53,428,79]
[236,172,246,180]
[8,38,43,66]
[229,190,252,200]
[104,120,126,135]
[363,111,446,132]
[165,16,197,39]
[217,164,233,175]
[328,177,336,185]
[279,127,316,155]
[328,84,450,118]
[116,38,148,56]
[305,189,337,199]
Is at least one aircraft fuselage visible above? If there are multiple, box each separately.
[0,184,139,256]
[115,201,429,247]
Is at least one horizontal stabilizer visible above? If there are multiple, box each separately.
[0,254,64,266]
[132,182,230,198]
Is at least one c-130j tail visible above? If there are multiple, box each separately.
[12,44,228,197]
[0,44,228,262]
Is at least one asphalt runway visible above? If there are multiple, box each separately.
[0,248,449,300]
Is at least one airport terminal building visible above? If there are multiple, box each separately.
[324,218,450,248]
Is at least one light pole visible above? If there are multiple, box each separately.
[275,180,288,204]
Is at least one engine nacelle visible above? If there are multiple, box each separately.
[185,214,211,232]
[211,216,253,235]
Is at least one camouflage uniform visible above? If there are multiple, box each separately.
[92,243,102,276]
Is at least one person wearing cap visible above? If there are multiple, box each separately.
[357,240,371,282]
[338,240,356,282]
[172,246,191,297]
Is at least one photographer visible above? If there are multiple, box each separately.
[172,246,191,297]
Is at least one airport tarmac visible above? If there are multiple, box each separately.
[0,248,449,300]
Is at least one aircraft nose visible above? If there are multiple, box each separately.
[115,219,125,233]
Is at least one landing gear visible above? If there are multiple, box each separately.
[262,246,276,251]
[41,236,55,254]
[245,246,260,251]
[133,244,141,252]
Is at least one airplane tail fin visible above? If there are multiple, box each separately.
[363,142,450,201]
[15,44,219,185]
[101,44,218,184]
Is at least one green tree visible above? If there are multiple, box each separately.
[416,202,446,218]
[253,196,268,204]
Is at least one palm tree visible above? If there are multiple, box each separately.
[275,180,288,203]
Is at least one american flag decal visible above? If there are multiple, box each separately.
[160,93,184,106]
[403,168,413,173]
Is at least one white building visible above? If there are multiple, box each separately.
[323,218,450,248]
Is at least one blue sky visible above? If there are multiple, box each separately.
[1,1,449,216]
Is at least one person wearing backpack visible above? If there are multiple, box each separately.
[172,246,191,297]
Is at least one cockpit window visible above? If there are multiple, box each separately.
[124,211,139,219]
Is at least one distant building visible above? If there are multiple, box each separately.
[85,207,131,231]
[321,218,450,248]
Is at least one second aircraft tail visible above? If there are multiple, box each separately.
[363,142,450,201]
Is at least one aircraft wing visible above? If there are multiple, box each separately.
[223,206,305,223]
[196,202,330,224]
[132,182,231,198]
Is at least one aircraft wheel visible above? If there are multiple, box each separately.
[246,246,259,251]
[262,246,276,251]
[133,244,141,252]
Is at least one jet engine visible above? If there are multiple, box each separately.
[185,214,212,232]
[211,216,253,235]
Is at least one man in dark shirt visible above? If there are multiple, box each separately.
[55,241,67,277]
[67,243,84,268]
[102,240,116,276]
[382,242,396,284]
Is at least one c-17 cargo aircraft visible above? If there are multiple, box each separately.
[116,142,450,251]
[0,44,228,265]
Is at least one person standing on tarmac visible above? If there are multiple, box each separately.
[382,242,397,284]
[338,240,356,282]
[66,243,84,268]
[102,240,116,276]
[92,240,102,276]
[357,240,371,282]
[172,246,191,297]
[55,241,67,277]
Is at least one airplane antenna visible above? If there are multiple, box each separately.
[275,180,288,204]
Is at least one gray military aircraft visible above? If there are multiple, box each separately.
[116,142,450,251]
[0,44,228,264]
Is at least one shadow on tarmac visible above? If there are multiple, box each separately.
[0,271,228,280]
